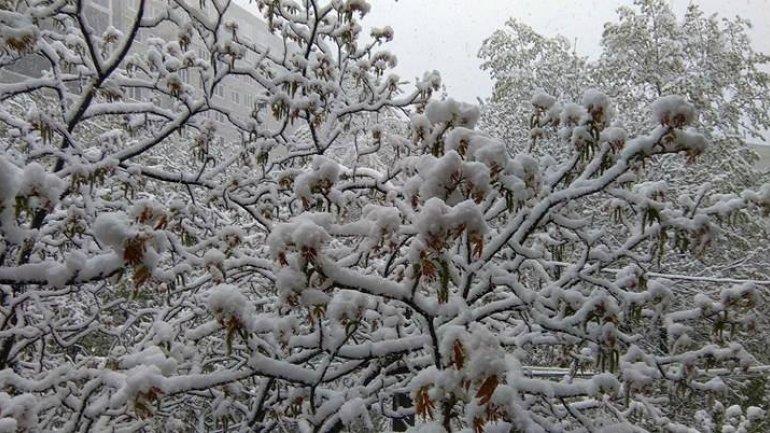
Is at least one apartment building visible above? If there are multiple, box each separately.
[3,0,283,141]
[111,0,284,140]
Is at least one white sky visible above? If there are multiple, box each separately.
[364,0,770,102]
[234,0,770,102]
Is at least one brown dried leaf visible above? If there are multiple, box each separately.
[154,214,168,230]
[415,385,434,419]
[471,235,484,259]
[124,235,147,266]
[453,340,464,369]
[473,416,486,433]
[133,265,151,288]
[476,376,499,405]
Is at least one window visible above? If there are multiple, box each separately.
[210,112,225,123]
[245,94,256,108]
[126,87,143,101]
[232,91,240,104]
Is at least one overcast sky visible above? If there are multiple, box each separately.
[234,0,770,102]
[363,0,770,102]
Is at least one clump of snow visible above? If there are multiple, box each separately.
[590,373,621,396]
[633,181,668,200]
[0,157,21,205]
[414,198,487,244]
[719,283,759,310]
[408,366,440,393]
[370,25,394,41]
[570,126,592,148]
[581,88,613,126]
[294,156,341,206]
[465,323,506,380]
[747,406,765,421]
[408,422,447,433]
[597,424,637,433]
[600,127,627,148]
[272,315,299,345]
[424,98,479,128]
[416,70,442,94]
[129,199,166,225]
[291,219,331,252]
[268,213,331,261]
[93,212,136,252]
[725,404,743,419]
[621,345,661,391]
[450,200,487,235]
[410,113,432,143]
[416,151,491,204]
[360,205,401,250]
[207,284,255,330]
[110,365,165,409]
[338,397,373,430]
[340,0,372,16]
[92,209,167,270]
[418,152,462,200]
[276,268,307,304]
[0,418,17,433]
[444,127,474,156]
[153,321,175,345]
[531,89,556,110]
[0,392,37,432]
[362,205,400,237]
[651,95,696,127]
[509,154,540,192]
[471,137,509,171]
[327,290,369,323]
[742,183,770,213]
[203,249,226,266]
[121,346,177,376]
[698,376,727,393]
[560,103,587,128]
[0,10,38,54]
[413,198,451,240]
[672,128,708,157]
[17,162,65,209]
[218,225,245,251]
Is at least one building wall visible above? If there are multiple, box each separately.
[111,0,284,141]
[2,0,283,142]
[750,143,770,173]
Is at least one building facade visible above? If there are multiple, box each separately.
[2,0,283,142]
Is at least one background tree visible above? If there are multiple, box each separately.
[478,18,590,148]
[595,0,770,192]
[479,1,770,428]
[1,1,770,433]
[479,0,770,277]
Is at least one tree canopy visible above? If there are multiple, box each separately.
[0,1,769,433]
[479,0,770,286]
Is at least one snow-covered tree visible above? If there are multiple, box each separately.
[480,0,770,153]
[1,1,770,433]
[478,18,590,148]
[480,0,770,277]
[595,0,770,195]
